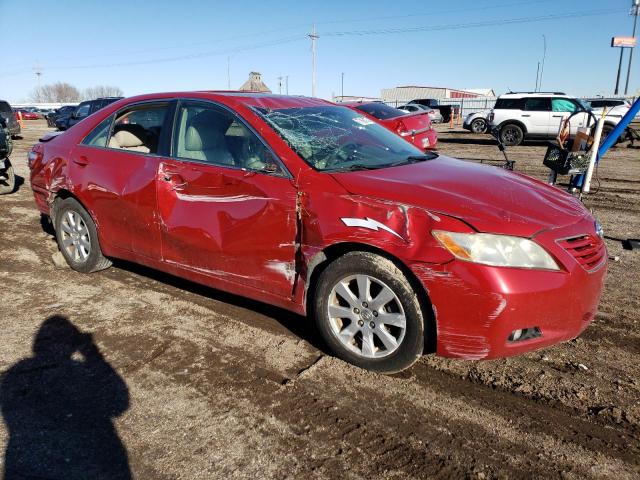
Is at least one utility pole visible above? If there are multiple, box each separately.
[624,0,639,95]
[341,72,344,99]
[227,56,231,90]
[539,35,547,91]
[309,24,318,97]
[285,75,289,95]
[535,62,540,91]
[277,76,283,94]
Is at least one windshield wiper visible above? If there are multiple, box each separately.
[328,163,384,172]
[385,152,439,168]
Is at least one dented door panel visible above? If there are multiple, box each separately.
[157,159,297,297]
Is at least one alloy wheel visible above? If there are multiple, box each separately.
[60,210,91,262]
[327,274,407,358]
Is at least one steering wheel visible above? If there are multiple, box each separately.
[322,142,360,169]
[558,108,599,150]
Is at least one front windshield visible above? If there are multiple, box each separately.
[252,105,436,172]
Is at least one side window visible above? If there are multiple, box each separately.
[551,98,578,113]
[81,115,113,147]
[523,98,550,111]
[173,102,285,175]
[75,103,91,118]
[107,103,169,155]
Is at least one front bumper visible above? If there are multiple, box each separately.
[411,219,607,359]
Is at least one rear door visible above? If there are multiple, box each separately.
[522,97,551,136]
[550,98,587,136]
[156,100,298,297]
[71,101,173,257]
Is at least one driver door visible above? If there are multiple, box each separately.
[156,100,298,298]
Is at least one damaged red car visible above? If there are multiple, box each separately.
[343,101,438,150]
[29,92,606,373]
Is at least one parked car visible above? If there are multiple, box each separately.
[488,92,623,146]
[29,92,606,373]
[0,116,15,194]
[398,104,443,123]
[344,101,437,150]
[463,110,490,134]
[407,99,457,123]
[14,109,40,120]
[0,100,21,138]
[56,97,122,130]
[47,105,77,128]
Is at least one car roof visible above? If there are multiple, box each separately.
[498,92,570,99]
[111,91,334,111]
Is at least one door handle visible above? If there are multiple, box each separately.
[521,114,530,117]
[73,156,89,166]
[552,115,565,118]
[162,172,187,191]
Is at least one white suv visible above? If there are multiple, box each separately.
[487,92,620,146]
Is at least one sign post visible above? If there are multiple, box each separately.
[612,36,637,95]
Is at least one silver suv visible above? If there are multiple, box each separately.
[487,92,620,146]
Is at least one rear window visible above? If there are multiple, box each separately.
[524,98,551,111]
[355,103,406,120]
[494,98,523,109]
[0,101,11,114]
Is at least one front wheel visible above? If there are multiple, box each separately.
[314,252,425,373]
[500,124,524,146]
[0,159,15,195]
[471,118,487,134]
[54,197,112,273]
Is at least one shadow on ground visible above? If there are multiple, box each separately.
[0,315,132,479]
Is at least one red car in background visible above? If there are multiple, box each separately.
[14,109,39,120]
[343,101,438,150]
[28,92,605,373]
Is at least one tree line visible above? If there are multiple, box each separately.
[29,82,124,103]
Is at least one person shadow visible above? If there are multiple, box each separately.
[0,316,132,479]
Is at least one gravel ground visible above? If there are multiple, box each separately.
[0,120,638,479]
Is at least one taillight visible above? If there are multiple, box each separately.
[396,120,411,137]
[28,148,43,168]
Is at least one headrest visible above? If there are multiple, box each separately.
[114,130,145,148]
[184,116,225,151]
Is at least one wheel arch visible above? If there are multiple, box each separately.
[498,119,527,134]
[304,241,437,353]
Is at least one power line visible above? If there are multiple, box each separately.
[322,8,625,37]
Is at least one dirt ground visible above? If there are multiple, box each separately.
[0,119,638,479]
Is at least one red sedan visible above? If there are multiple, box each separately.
[28,92,606,373]
[342,101,438,150]
[14,109,39,120]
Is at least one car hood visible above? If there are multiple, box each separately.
[330,155,590,237]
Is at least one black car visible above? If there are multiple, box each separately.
[55,97,123,130]
[47,105,77,127]
[0,100,21,138]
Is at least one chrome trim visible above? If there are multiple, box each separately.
[399,126,432,137]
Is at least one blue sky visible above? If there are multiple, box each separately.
[1,0,638,102]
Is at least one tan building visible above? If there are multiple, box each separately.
[239,72,271,93]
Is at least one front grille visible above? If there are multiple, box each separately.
[558,234,606,271]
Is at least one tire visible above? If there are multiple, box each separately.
[500,123,524,146]
[53,197,112,273]
[314,252,425,373]
[0,160,15,195]
[471,118,487,134]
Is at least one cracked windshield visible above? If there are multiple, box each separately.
[253,105,437,172]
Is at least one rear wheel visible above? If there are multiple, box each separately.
[314,252,425,373]
[0,159,15,195]
[500,124,524,146]
[54,198,112,273]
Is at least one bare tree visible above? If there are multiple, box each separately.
[29,82,81,102]
[82,85,124,100]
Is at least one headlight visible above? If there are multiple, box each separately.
[432,230,560,270]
